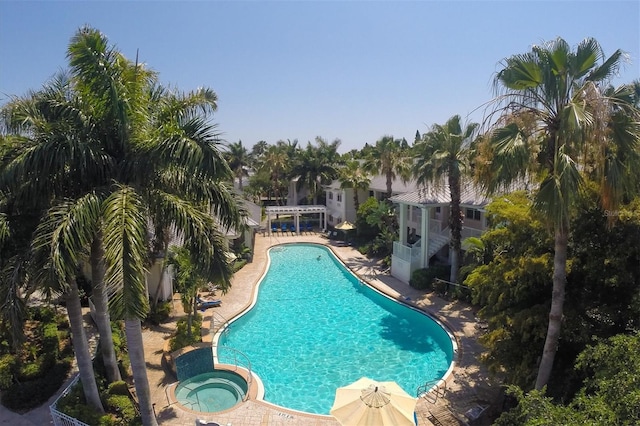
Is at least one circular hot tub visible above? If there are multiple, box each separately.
[175,370,248,413]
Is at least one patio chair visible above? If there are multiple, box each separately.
[305,222,313,232]
[290,223,296,233]
[271,223,278,234]
[427,406,462,426]
[281,223,288,233]
[196,295,221,310]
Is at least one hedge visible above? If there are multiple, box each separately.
[1,358,72,411]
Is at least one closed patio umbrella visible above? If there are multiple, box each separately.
[330,377,417,426]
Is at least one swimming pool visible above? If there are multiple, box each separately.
[217,243,454,415]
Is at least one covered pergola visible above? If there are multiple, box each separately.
[265,205,327,234]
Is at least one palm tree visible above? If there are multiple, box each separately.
[292,137,341,205]
[225,140,250,191]
[364,135,411,199]
[0,72,120,403]
[260,144,290,205]
[413,115,479,284]
[339,159,371,212]
[483,37,640,390]
[31,196,106,412]
[3,27,243,425]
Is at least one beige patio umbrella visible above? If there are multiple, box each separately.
[330,377,417,426]
[334,221,356,231]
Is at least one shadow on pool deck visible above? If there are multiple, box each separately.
[148,233,502,426]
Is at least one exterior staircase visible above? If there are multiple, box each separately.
[428,232,450,258]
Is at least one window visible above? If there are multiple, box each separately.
[329,192,333,200]
[466,208,481,221]
[435,207,441,213]
[369,190,374,197]
[337,194,342,202]
[328,214,334,222]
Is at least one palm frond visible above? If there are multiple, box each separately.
[102,185,149,320]
[32,193,101,283]
[533,146,582,230]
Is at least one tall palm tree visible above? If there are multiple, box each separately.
[0,72,120,402]
[483,37,640,390]
[3,27,243,426]
[413,115,479,284]
[260,144,290,205]
[31,195,106,412]
[339,159,371,212]
[225,140,250,191]
[364,135,411,199]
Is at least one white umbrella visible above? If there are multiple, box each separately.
[330,377,417,426]
[334,221,356,231]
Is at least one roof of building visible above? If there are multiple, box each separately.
[367,175,418,194]
[389,180,491,208]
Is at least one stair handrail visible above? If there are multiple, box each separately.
[212,345,254,401]
[210,311,231,335]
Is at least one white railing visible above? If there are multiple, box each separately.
[393,241,422,263]
[461,226,483,239]
[210,311,231,335]
[50,375,90,426]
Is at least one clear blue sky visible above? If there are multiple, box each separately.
[1,1,639,153]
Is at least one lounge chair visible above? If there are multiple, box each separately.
[305,222,313,232]
[197,296,221,310]
[290,223,296,233]
[281,223,288,233]
[427,406,462,426]
[271,223,278,234]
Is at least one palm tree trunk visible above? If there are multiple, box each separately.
[90,234,122,383]
[448,173,463,284]
[65,277,104,413]
[386,172,393,199]
[125,318,157,426]
[535,227,568,390]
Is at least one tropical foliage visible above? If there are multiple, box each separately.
[466,191,640,398]
[495,333,640,426]
[479,37,640,389]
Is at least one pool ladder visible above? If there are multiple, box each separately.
[416,378,447,404]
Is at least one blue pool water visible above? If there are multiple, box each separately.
[217,243,454,414]
[175,370,248,412]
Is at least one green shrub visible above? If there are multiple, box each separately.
[146,301,171,325]
[2,359,72,411]
[169,316,202,351]
[105,394,137,424]
[0,353,17,390]
[30,306,56,323]
[42,322,60,357]
[17,352,56,381]
[57,384,107,425]
[409,265,451,291]
[107,380,130,396]
[409,268,433,290]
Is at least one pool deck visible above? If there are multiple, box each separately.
[150,232,501,426]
